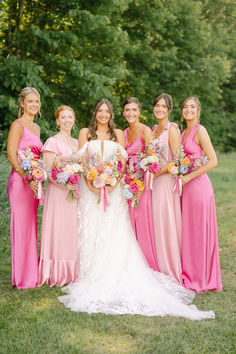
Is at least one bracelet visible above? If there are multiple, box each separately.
[15,166,21,172]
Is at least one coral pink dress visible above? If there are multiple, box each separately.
[152,123,182,284]
[38,136,79,287]
[181,124,222,292]
[7,120,43,289]
[124,128,159,271]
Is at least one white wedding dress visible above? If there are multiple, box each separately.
[58,140,215,320]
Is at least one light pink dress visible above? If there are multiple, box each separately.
[7,120,43,289]
[124,128,159,271]
[181,124,222,292]
[38,136,79,287]
[152,123,182,284]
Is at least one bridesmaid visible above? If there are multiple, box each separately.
[38,105,79,287]
[123,97,159,271]
[7,87,43,289]
[151,93,182,284]
[180,96,222,292]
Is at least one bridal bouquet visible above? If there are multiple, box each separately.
[51,154,84,201]
[139,139,166,190]
[121,156,144,207]
[168,145,208,195]
[86,151,123,211]
[17,147,47,205]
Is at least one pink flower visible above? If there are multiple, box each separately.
[69,173,80,185]
[125,176,132,184]
[149,162,161,174]
[51,166,59,180]
[129,184,139,194]
[118,161,123,171]
[24,173,33,183]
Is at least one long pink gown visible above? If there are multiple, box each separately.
[38,136,79,287]
[181,124,222,293]
[124,128,159,271]
[152,123,182,284]
[7,120,43,289]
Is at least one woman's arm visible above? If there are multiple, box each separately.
[142,125,153,145]
[7,121,38,193]
[182,126,217,186]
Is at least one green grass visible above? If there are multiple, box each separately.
[0,152,235,353]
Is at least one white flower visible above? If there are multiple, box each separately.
[111,177,117,187]
[72,163,81,173]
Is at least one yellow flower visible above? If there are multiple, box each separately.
[88,169,97,181]
[136,180,144,191]
[168,162,175,173]
[182,157,190,166]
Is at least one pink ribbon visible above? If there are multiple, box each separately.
[145,171,153,190]
[101,185,110,212]
[38,181,44,206]
[173,176,182,196]
[74,185,80,199]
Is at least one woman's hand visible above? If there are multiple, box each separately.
[66,184,79,191]
[181,174,191,187]
[133,190,144,204]
[28,180,38,193]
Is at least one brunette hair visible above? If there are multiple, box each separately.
[153,93,173,112]
[180,96,201,129]
[88,98,117,141]
[18,87,41,118]
[122,97,141,111]
[55,105,75,122]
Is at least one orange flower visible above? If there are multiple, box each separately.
[130,179,137,185]
[31,160,38,168]
[182,157,190,166]
[147,149,155,156]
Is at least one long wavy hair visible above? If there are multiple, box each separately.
[180,96,201,130]
[88,99,117,141]
[18,87,41,118]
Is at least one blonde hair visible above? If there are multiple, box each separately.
[180,96,201,130]
[18,87,41,118]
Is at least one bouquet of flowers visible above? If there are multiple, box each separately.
[86,151,123,211]
[168,145,208,195]
[17,147,47,205]
[51,154,84,201]
[139,139,166,190]
[121,156,145,207]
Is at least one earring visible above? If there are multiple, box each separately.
[21,107,24,115]
[56,125,60,131]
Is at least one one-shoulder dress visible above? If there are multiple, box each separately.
[7,120,43,289]
[181,124,222,292]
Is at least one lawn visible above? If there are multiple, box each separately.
[0,152,235,353]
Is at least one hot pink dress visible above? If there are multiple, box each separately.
[124,128,159,271]
[181,124,222,292]
[38,136,79,287]
[7,120,43,289]
[152,123,182,284]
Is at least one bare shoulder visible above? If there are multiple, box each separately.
[9,120,23,134]
[115,129,125,148]
[33,122,40,133]
[115,128,124,138]
[169,123,180,136]
[79,128,89,138]
[197,124,208,136]
[142,124,152,134]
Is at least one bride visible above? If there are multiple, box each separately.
[58,99,215,320]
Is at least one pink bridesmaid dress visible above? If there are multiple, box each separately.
[38,136,79,287]
[181,124,222,292]
[152,123,182,284]
[124,128,159,271]
[7,120,43,289]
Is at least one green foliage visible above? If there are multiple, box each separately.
[0,0,235,150]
